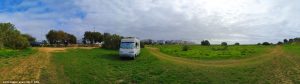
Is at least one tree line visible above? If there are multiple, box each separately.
[2,22,300,50]
[0,23,36,49]
[82,31,123,49]
[46,30,77,46]
[46,30,123,50]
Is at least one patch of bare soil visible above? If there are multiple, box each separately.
[0,48,66,82]
[147,47,276,67]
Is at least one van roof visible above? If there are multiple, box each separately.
[121,37,140,42]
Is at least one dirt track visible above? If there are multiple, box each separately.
[0,47,298,83]
[0,48,66,81]
[146,47,279,67]
[147,46,300,83]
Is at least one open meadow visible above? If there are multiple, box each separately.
[1,44,299,84]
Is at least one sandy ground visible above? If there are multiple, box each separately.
[0,48,66,82]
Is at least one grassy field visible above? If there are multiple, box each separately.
[283,42,300,55]
[155,45,273,60]
[45,45,299,83]
[0,48,37,58]
[0,48,37,68]
[0,44,299,83]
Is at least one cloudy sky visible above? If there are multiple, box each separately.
[0,0,299,44]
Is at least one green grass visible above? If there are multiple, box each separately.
[50,47,299,84]
[0,48,37,70]
[283,42,300,55]
[155,45,273,60]
[0,48,37,58]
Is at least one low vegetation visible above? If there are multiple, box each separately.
[0,23,31,49]
[283,42,300,55]
[156,45,273,60]
[43,44,300,83]
[46,30,77,45]
[1,22,300,83]
[0,48,37,58]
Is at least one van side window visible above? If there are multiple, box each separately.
[136,43,138,48]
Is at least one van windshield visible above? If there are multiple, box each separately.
[120,42,135,49]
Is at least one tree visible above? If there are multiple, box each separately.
[289,39,294,43]
[257,43,261,45]
[46,30,55,44]
[262,42,271,45]
[182,45,189,51]
[140,42,145,48]
[93,32,102,43]
[42,40,48,46]
[83,31,93,44]
[0,23,30,49]
[294,38,300,42]
[22,34,36,43]
[83,31,103,44]
[277,41,283,45]
[201,40,210,46]
[221,42,228,46]
[46,30,77,46]
[67,34,77,44]
[283,39,288,44]
[82,38,87,44]
[234,42,240,45]
[102,33,123,50]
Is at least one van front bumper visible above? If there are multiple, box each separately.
[119,53,135,57]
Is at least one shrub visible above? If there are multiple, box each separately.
[283,39,288,44]
[257,43,261,45]
[262,42,271,45]
[0,23,30,49]
[201,40,210,46]
[102,33,122,50]
[277,42,283,45]
[46,30,77,45]
[140,42,145,48]
[182,45,189,51]
[221,42,228,46]
[234,42,240,45]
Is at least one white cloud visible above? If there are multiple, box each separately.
[1,0,300,44]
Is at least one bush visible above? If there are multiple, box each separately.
[46,30,77,45]
[221,42,228,46]
[201,40,210,46]
[0,23,30,49]
[140,42,145,48]
[234,43,240,45]
[102,33,122,50]
[0,41,3,49]
[182,45,189,51]
[262,42,271,45]
[277,42,283,45]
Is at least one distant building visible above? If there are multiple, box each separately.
[141,39,195,45]
[141,39,155,44]
[157,40,166,45]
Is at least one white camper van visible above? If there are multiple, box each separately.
[119,37,140,59]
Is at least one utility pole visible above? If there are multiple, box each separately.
[93,27,95,32]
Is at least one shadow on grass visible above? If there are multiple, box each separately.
[100,53,135,61]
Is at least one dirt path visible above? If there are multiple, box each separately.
[147,46,300,83]
[0,48,66,82]
[147,47,279,67]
